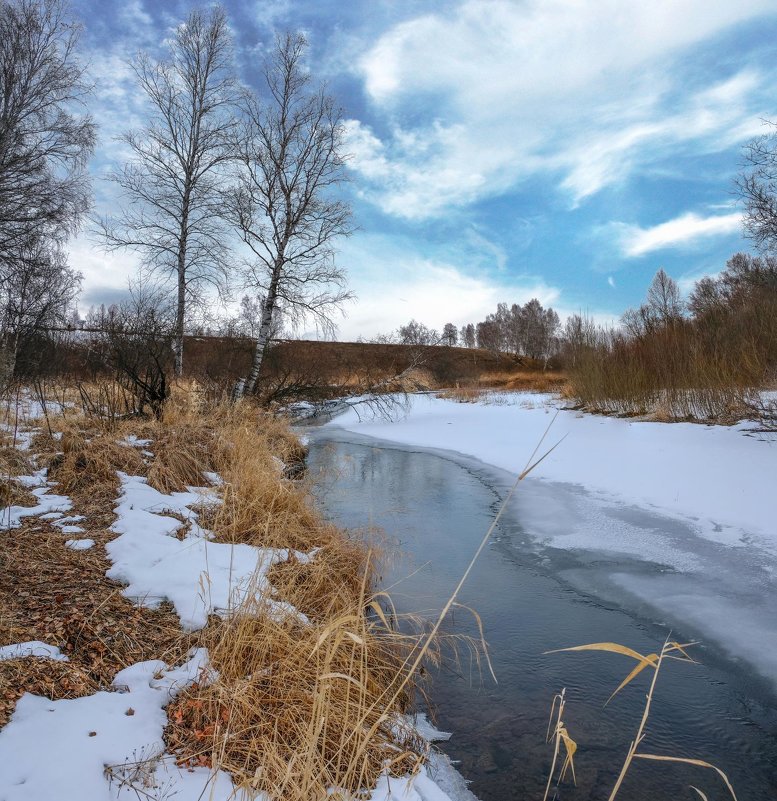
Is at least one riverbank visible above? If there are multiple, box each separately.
[322,391,777,688]
[0,386,470,801]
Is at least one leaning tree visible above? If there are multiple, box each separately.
[229,33,352,398]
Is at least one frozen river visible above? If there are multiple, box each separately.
[308,427,777,800]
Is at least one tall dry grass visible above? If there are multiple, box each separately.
[567,322,765,420]
[26,381,448,799]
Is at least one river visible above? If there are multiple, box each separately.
[307,429,777,801]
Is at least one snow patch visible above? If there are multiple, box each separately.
[66,538,95,551]
[0,641,68,662]
[0,650,215,801]
[1,469,72,530]
[106,473,313,630]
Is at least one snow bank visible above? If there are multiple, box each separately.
[0,646,462,801]
[327,393,777,551]
[106,473,312,630]
[0,650,238,801]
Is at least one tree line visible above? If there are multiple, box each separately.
[0,0,350,401]
[565,258,777,421]
[390,297,561,365]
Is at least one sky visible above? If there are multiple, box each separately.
[67,0,777,340]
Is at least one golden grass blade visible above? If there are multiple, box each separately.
[546,642,654,664]
[689,786,709,801]
[366,599,392,631]
[517,433,567,480]
[605,656,658,706]
[559,726,577,784]
[546,693,561,743]
[665,641,698,662]
[633,754,738,801]
[542,691,565,801]
[451,602,497,684]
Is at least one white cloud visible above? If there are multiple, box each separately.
[613,212,743,257]
[67,233,140,295]
[332,234,561,340]
[347,0,777,218]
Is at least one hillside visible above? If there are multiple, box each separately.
[183,338,566,399]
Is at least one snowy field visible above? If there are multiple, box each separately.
[324,392,777,685]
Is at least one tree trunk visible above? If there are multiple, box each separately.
[0,332,19,392]
[173,200,190,377]
[173,264,185,377]
[241,269,280,397]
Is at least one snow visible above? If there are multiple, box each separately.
[0,642,68,662]
[66,538,95,550]
[0,650,235,801]
[323,392,777,688]
[106,472,313,630]
[1,469,72,530]
[118,435,152,448]
[0,645,463,801]
[368,766,464,801]
[54,515,86,535]
[326,392,776,552]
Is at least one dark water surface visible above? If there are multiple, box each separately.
[308,432,777,801]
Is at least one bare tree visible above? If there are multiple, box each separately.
[229,33,352,398]
[0,0,94,384]
[622,269,683,338]
[460,323,475,348]
[98,6,238,376]
[0,0,95,261]
[398,319,438,345]
[646,268,683,323]
[0,234,81,384]
[441,322,458,346]
[737,122,777,254]
[91,281,175,418]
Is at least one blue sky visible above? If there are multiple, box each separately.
[68,0,777,338]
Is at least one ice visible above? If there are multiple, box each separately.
[327,393,776,553]
[324,392,777,687]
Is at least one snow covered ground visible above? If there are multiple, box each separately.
[0,412,470,801]
[323,392,777,685]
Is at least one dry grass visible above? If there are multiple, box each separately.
[166,584,434,799]
[0,516,187,727]
[153,390,457,798]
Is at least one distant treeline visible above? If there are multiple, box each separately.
[566,254,777,421]
[388,297,562,365]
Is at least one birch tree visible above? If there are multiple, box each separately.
[230,33,352,398]
[99,6,238,375]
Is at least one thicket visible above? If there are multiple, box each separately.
[566,255,777,421]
